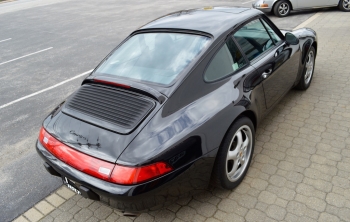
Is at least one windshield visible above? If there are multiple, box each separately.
[94,33,210,85]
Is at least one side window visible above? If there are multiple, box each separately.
[204,38,246,82]
[233,19,275,61]
[261,19,281,44]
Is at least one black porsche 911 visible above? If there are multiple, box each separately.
[36,6,317,213]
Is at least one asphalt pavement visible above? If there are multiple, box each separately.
[0,0,323,221]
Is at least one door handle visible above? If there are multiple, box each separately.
[275,47,284,57]
[262,68,272,79]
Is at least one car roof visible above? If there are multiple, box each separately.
[139,7,263,38]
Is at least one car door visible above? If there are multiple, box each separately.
[296,0,330,8]
[233,17,300,110]
[203,36,266,120]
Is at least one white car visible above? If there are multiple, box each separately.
[253,0,350,17]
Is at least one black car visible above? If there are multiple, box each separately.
[36,6,317,214]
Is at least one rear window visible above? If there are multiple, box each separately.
[95,33,210,85]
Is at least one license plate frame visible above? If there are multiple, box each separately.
[62,176,81,195]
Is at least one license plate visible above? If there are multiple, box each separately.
[62,176,81,195]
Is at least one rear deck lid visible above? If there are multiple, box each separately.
[62,84,156,134]
[44,83,159,162]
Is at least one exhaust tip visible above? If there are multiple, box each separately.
[122,212,139,217]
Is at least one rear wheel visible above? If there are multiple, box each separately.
[273,0,291,17]
[295,46,315,90]
[339,0,350,11]
[211,117,255,189]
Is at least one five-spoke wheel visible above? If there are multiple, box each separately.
[304,50,315,85]
[226,125,253,182]
[211,117,255,189]
[295,46,316,90]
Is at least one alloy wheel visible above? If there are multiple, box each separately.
[343,0,350,10]
[279,3,290,16]
[305,50,314,84]
[225,125,253,182]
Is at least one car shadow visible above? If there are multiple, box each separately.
[268,7,338,30]
[275,7,337,18]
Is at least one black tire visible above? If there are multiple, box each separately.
[273,0,291,17]
[295,46,316,90]
[339,0,350,11]
[211,117,255,190]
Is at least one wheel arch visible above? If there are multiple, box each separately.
[301,39,313,65]
[223,109,258,142]
[312,41,317,56]
[210,109,257,188]
[238,110,257,131]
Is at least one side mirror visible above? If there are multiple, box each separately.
[285,32,299,45]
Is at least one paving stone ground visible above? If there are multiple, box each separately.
[15,10,350,222]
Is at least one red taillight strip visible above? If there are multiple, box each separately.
[39,127,173,184]
[93,79,131,89]
[39,127,114,181]
[110,162,172,185]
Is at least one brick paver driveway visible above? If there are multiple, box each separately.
[17,10,350,222]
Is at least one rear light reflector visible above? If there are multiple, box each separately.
[39,127,173,185]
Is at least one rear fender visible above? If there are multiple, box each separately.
[117,80,252,167]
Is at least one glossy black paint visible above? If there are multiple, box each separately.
[37,140,215,212]
[36,7,317,212]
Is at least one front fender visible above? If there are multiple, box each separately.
[290,28,317,85]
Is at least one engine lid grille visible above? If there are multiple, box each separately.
[63,84,155,133]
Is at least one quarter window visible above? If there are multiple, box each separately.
[233,19,276,61]
[204,38,246,82]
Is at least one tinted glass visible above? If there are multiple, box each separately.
[234,19,274,61]
[95,33,210,85]
[204,38,246,82]
[261,19,281,43]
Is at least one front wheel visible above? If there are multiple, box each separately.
[295,46,316,90]
[273,0,291,17]
[211,117,255,190]
[339,0,350,11]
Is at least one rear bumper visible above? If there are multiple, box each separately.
[36,140,215,212]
